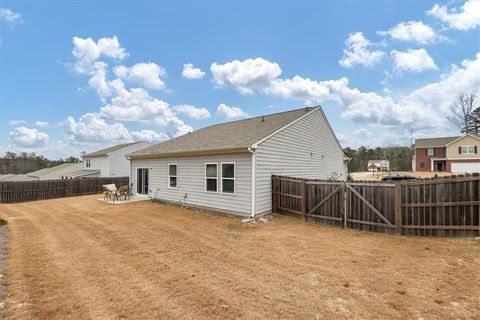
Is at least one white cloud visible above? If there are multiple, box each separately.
[211,58,282,94]
[266,76,349,103]
[216,103,249,119]
[9,127,49,148]
[69,36,191,139]
[8,119,26,126]
[98,80,193,137]
[35,121,49,128]
[114,62,166,90]
[210,53,480,132]
[182,63,206,79]
[173,104,211,120]
[378,21,445,45]
[130,129,167,142]
[391,48,438,73]
[339,32,385,68]
[88,62,112,98]
[428,0,480,31]
[66,113,132,143]
[0,8,22,27]
[72,36,127,74]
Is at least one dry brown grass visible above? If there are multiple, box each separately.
[0,195,479,319]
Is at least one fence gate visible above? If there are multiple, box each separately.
[305,180,344,227]
[345,182,396,234]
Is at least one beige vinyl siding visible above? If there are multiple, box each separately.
[131,153,252,216]
[255,108,345,214]
[446,136,480,159]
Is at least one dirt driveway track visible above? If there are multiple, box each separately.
[0,195,478,319]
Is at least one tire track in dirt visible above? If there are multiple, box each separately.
[35,202,194,319]
[2,206,93,319]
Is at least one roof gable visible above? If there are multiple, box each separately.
[85,141,146,157]
[130,107,319,158]
[445,134,480,146]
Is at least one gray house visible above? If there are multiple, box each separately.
[128,107,347,217]
[83,141,151,177]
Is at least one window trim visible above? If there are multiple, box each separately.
[205,163,218,193]
[460,145,475,154]
[168,163,178,189]
[427,148,434,156]
[85,158,91,168]
[221,162,236,195]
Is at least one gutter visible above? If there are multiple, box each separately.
[248,146,256,218]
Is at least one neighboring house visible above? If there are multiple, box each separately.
[128,107,347,217]
[0,163,99,181]
[83,141,151,177]
[413,134,480,173]
[367,160,389,172]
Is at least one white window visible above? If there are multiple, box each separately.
[205,163,218,192]
[460,145,475,154]
[221,163,235,194]
[168,164,177,188]
[85,158,91,168]
[427,148,434,156]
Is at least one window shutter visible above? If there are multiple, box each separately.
[475,146,478,154]
[458,146,461,154]
[426,149,428,156]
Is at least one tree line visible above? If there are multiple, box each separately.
[343,146,413,173]
[0,152,81,175]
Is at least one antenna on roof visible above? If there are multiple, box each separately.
[261,116,264,122]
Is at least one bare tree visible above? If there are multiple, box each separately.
[383,145,403,174]
[446,90,478,134]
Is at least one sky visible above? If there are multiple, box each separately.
[0,0,479,159]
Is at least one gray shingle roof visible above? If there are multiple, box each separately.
[129,107,318,158]
[414,136,459,148]
[85,141,145,157]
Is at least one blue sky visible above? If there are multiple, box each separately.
[0,0,479,159]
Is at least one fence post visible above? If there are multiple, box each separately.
[300,179,306,221]
[394,182,402,235]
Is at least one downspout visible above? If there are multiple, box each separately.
[248,146,256,218]
[126,155,131,188]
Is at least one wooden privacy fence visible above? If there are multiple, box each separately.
[0,177,129,204]
[272,174,480,237]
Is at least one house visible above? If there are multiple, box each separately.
[128,107,347,217]
[0,163,100,181]
[83,141,151,177]
[413,134,480,173]
[367,160,389,172]
[28,162,99,179]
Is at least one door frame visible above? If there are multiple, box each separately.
[136,168,149,195]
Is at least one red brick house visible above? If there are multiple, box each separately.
[413,135,480,172]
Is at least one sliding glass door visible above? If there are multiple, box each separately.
[137,168,149,195]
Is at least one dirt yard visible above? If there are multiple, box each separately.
[0,195,478,319]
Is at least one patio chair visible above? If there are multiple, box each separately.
[103,184,118,203]
[118,185,131,201]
